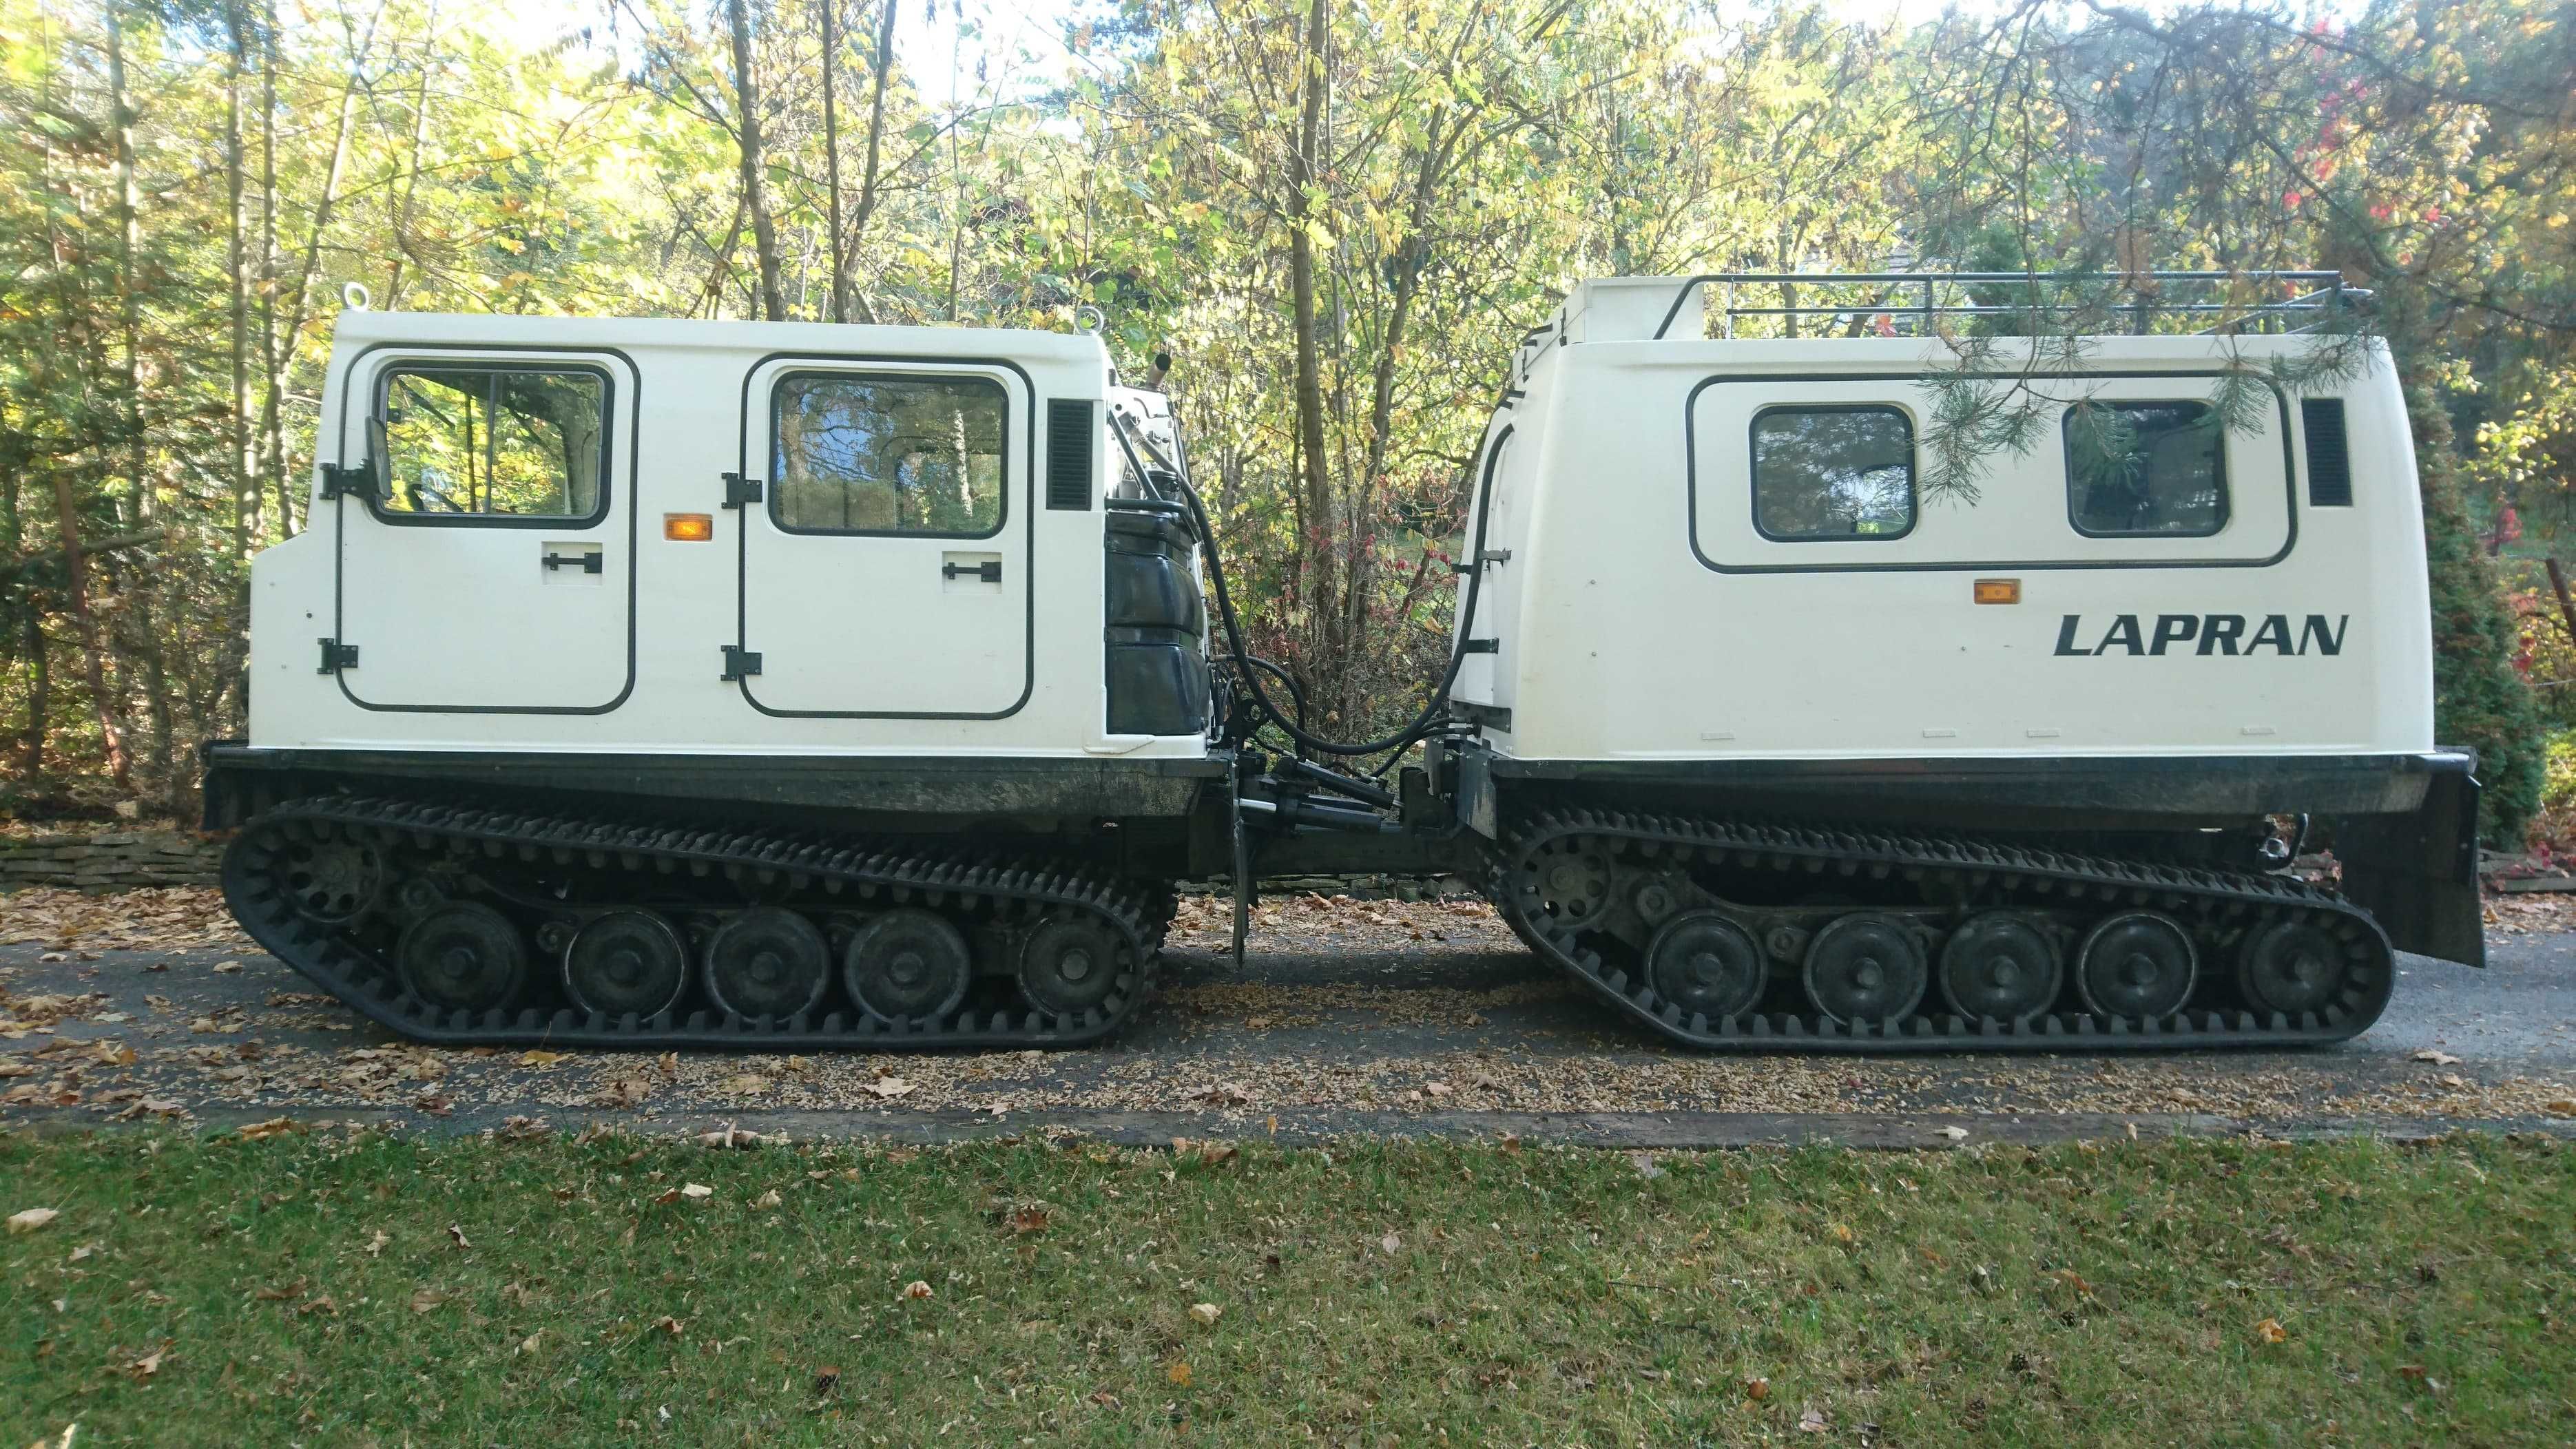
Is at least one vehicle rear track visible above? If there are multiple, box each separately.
[223,796,1168,1050]
[1489,810,2396,1052]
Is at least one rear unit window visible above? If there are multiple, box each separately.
[2064,400,2227,536]
[378,365,609,521]
[771,373,1007,536]
[1749,405,1917,541]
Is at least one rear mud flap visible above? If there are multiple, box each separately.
[2329,762,2483,968]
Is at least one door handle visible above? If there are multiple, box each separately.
[544,550,603,575]
[943,559,1001,583]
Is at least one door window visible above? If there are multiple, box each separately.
[377,366,609,522]
[771,373,1007,536]
[2064,400,2228,536]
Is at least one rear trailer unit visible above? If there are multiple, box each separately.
[207,273,2482,1054]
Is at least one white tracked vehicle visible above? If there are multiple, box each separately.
[205,272,2484,1054]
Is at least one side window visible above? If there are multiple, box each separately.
[378,366,607,520]
[771,373,1007,536]
[2064,401,2227,536]
[1749,405,1916,540]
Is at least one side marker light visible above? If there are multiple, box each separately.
[665,513,714,542]
[1973,578,2021,605]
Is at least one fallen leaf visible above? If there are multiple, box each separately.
[864,1076,915,1100]
[1006,1206,1050,1236]
[1830,1222,1856,1245]
[126,1346,166,1380]
[900,1280,933,1301]
[1630,1151,1665,1180]
[750,1189,782,1210]
[446,1224,470,1250]
[236,1116,302,1141]
[1939,1125,1970,1141]
[1799,1407,1828,1434]
[2546,1099,2576,1118]
[364,1230,391,1257]
[1744,1376,1770,1403]
[251,1279,305,1302]
[2254,1317,2288,1344]
[411,1289,447,1313]
[1190,1302,1222,1326]
[1379,1232,1401,1255]
[652,1188,682,1206]
[1088,1389,1121,1406]
[681,1183,713,1200]
[518,1332,541,1355]
[518,1050,565,1067]
[8,1208,59,1235]
[813,1365,841,1396]
[652,1315,684,1337]
[0,1062,33,1078]
[212,960,243,974]
[1198,1142,1237,1167]
[657,1051,679,1078]
[2048,1269,2095,1296]
[1167,1360,1192,1387]
[721,1073,771,1096]
[2411,1049,2462,1065]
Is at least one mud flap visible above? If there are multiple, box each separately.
[2330,759,2483,968]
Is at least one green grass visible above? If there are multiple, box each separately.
[3,1129,2573,1446]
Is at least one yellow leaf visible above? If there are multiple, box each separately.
[1167,1359,1192,1387]
[2254,1317,2287,1344]
[1189,1302,1221,1326]
[518,1050,564,1067]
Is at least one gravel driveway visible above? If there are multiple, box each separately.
[4,887,2573,1147]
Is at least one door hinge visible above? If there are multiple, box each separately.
[317,638,359,674]
[720,645,762,681]
[543,550,605,575]
[1460,638,1499,654]
[720,472,764,509]
[318,463,373,501]
[942,559,1003,583]
[1448,549,1510,575]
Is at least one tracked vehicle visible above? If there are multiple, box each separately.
[205,272,2483,1054]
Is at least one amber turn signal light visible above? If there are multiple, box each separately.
[1973,578,2021,605]
[665,513,714,542]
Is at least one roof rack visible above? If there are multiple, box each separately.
[1651,271,2363,342]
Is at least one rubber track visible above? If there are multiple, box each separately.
[222,796,1165,1050]
[1491,809,2396,1054]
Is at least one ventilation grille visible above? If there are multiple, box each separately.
[1046,399,1096,510]
[2303,398,2352,507]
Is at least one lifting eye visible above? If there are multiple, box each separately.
[1973,578,2022,605]
[665,512,714,542]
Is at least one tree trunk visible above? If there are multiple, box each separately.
[258,0,289,539]
[106,2,145,526]
[20,607,45,778]
[821,0,847,322]
[842,0,898,325]
[2546,556,2576,648]
[48,474,132,789]
[226,0,254,559]
[727,0,787,320]
[1287,0,1335,669]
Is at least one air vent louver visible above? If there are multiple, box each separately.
[2302,398,2351,508]
[1046,399,1096,510]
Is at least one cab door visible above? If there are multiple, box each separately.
[329,347,635,712]
[731,357,1031,718]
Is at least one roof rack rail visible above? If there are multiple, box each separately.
[1650,270,2364,342]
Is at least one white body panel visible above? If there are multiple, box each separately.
[1454,281,2433,764]
[249,310,1204,760]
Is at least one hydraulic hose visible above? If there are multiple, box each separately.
[1168,420,1510,760]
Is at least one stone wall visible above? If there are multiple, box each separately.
[0,830,225,891]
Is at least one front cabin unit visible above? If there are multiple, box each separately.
[216,309,1219,853]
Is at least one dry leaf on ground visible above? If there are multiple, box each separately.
[900,1280,933,1300]
[1190,1302,1222,1326]
[8,1207,61,1234]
